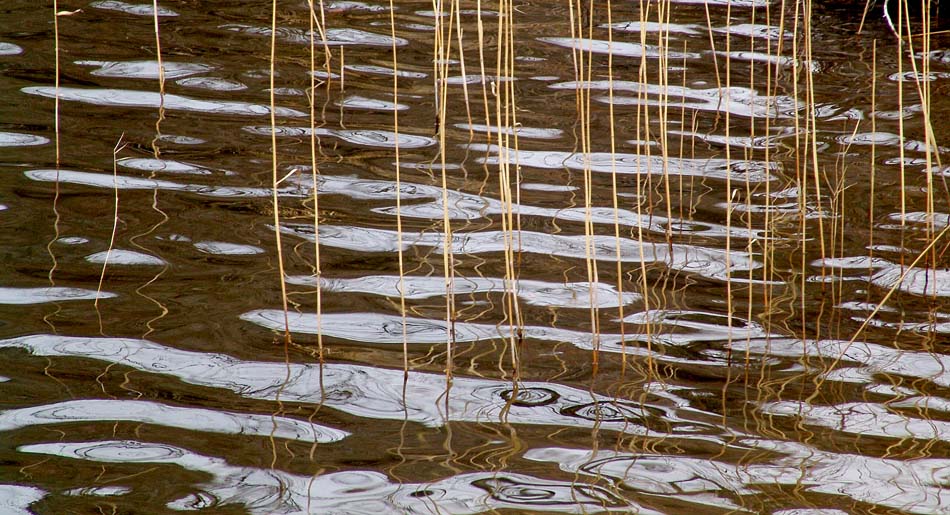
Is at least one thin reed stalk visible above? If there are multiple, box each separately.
[387,0,410,380]
[309,0,326,372]
[95,135,126,331]
[270,0,292,344]
[46,2,63,294]
[605,0,628,376]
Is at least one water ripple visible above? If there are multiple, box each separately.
[327,1,388,12]
[176,76,248,91]
[526,447,748,511]
[64,486,131,497]
[0,131,49,147]
[21,439,645,514]
[539,37,700,59]
[85,249,166,266]
[526,443,950,514]
[22,86,306,117]
[713,23,791,39]
[622,310,772,345]
[280,223,762,283]
[471,143,777,182]
[221,23,407,47]
[0,484,46,514]
[818,255,950,297]
[291,173,762,240]
[25,169,294,198]
[244,126,435,148]
[454,123,563,139]
[345,64,427,78]
[0,334,719,437]
[669,0,770,6]
[761,401,950,442]
[603,21,702,35]
[552,80,816,119]
[76,60,211,79]
[118,157,213,175]
[337,95,408,111]
[241,310,622,351]
[285,274,639,308]
[729,337,950,388]
[0,399,347,443]
[194,241,265,255]
[0,42,24,55]
[90,0,179,16]
[0,287,115,305]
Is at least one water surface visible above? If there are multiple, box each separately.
[1,1,949,514]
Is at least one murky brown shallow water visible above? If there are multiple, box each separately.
[2,0,950,513]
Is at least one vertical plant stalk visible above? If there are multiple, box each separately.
[496,0,523,384]
[454,7,474,136]
[388,0,410,380]
[896,2,906,273]
[269,0,294,472]
[585,0,601,373]
[897,0,941,294]
[475,0,492,141]
[605,0,627,375]
[309,1,326,372]
[151,0,166,150]
[271,0,292,343]
[657,0,673,258]
[46,2,63,302]
[744,1,759,381]
[95,135,126,332]
[867,41,877,305]
[790,0,811,344]
[570,0,601,373]
[634,0,654,378]
[760,0,776,347]
[52,4,61,168]
[719,0,735,426]
[433,0,458,383]
[131,0,172,341]
[507,0,523,331]
[804,0,827,280]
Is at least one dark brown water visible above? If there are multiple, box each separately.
[2,0,950,513]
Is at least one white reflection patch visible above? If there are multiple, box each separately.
[285,274,639,309]
[0,335,722,437]
[21,440,644,514]
[0,399,347,443]
[0,287,116,305]
[22,87,305,117]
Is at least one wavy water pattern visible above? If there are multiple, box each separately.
[89,0,179,16]
[285,274,640,308]
[0,287,115,304]
[0,132,48,147]
[471,143,777,182]
[76,60,212,79]
[2,2,945,514]
[244,126,435,148]
[526,444,950,514]
[279,223,761,283]
[24,169,298,198]
[0,399,347,443]
[0,335,724,437]
[23,87,306,117]
[550,80,826,119]
[21,440,644,514]
[221,23,408,47]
